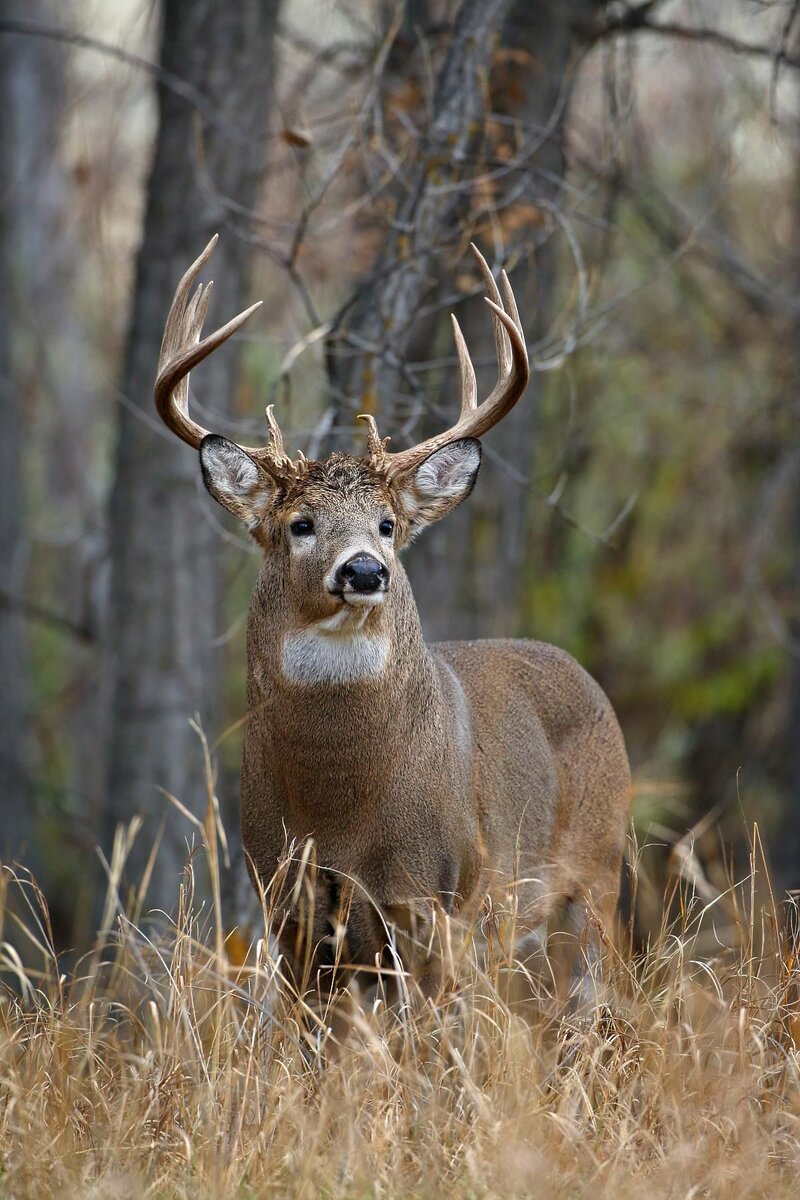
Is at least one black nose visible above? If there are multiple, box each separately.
[336,554,388,594]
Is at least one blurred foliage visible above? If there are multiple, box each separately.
[4,0,800,927]
[524,147,797,850]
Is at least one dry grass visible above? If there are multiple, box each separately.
[2,823,800,1200]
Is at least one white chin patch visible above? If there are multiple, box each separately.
[281,616,389,685]
[339,592,385,610]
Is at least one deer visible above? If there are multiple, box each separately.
[154,235,631,1007]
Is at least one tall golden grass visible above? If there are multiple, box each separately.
[2,816,799,1199]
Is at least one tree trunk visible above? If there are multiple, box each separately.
[776,466,800,900]
[327,0,517,440]
[104,0,280,915]
[0,0,68,871]
[328,0,603,640]
[765,82,800,906]
[0,220,31,865]
[410,0,601,639]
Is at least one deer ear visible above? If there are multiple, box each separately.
[200,435,273,527]
[396,438,481,536]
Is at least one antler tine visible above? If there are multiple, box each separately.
[470,243,512,379]
[158,236,215,361]
[264,404,293,469]
[357,413,392,466]
[375,245,530,481]
[451,315,477,417]
[500,268,522,334]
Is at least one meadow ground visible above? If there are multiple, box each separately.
[1,825,799,1200]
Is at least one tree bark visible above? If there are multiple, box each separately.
[328,0,604,640]
[410,0,602,639]
[776,461,800,900]
[763,81,800,905]
[0,0,67,871]
[0,208,31,865]
[327,0,517,439]
[104,0,280,915]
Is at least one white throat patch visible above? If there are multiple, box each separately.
[281,610,389,685]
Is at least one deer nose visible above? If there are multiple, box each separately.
[336,554,388,594]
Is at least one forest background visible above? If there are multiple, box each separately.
[2,0,799,945]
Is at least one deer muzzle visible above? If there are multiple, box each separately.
[333,553,389,598]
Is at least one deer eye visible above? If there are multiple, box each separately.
[290,518,314,537]
[379,519,395,537]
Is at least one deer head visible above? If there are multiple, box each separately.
[154,237,529,632]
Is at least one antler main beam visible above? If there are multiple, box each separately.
[359,244,530,480]
[154,236,302,481]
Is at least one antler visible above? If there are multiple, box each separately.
[157,239,528,484]
[358,244,530,480]
[154,235,299,481]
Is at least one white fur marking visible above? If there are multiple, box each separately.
[281,626,389,684]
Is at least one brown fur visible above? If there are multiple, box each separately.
[157,240,629,1003]
[210,449,632,999]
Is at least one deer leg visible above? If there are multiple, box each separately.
[561,897,598,1010]
[562,879,620,1011]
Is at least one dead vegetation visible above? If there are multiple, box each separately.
[2,817,800,1200]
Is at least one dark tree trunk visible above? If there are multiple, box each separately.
[104,0,280,915]
[0,236,31,865]
[328,0,516,436]
[767,90,800,905]
[0,30,29,863]
[776,470,800,898]
[328,0,604,640]
[0,0,69,872]
[410,0,599,639]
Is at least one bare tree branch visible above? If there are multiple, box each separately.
[595,9,800,71]
[0,589,94,645]
[0,17,263,143]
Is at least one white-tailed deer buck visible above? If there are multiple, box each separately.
[155,236,631,1002]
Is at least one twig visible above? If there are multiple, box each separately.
[0,18,264,145]
[0,589,93,644]
[595,11,800,72]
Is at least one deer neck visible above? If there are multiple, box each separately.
[245,562,467,830]
[248,560,434,710]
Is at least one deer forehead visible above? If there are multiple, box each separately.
[281,454,394,514]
